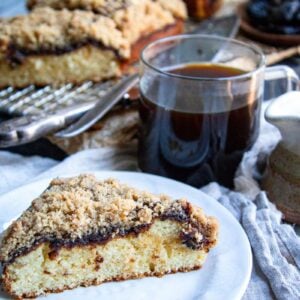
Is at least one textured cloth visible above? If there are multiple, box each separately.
[203,184,300,300]
[0,146,137,194]
[0,151,57,194]
[0,104,299,299]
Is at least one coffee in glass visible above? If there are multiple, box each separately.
[139,35,298,188]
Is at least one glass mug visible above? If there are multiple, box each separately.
[138,35,299,188]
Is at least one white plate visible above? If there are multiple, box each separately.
[0,171,252,300]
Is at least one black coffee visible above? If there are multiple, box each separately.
[138,63,261,188]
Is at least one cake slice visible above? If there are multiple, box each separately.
[0,0,186,88]
[0,175,218,299]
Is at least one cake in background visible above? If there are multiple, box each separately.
[26,0,187,47]
[0,0,186,87]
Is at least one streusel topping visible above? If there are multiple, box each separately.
[0,1,186,59]
[27,0,187,19]
[155,0,187,19]
[113,0,175,44]
[0,175,218,264]
[0,7,130,58]
[28,0,131,15]
[27,0,186,45]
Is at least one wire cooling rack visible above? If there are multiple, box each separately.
[0,80,120,117]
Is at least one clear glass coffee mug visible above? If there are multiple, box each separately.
[138,35,299,188]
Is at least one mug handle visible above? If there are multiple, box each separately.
[264,65,299,99]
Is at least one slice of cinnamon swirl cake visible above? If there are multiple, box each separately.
[0,174,218,299]
[0,0,186,88]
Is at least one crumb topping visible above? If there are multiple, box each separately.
[27,0,187,19]
[0,0,186,59]
[155,0,187,19]
[0,7,130,58]
[112,0,175,45]
[28,0,132,15]
[0,175,218,264]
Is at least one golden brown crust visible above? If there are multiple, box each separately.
[0,175,218,264]
[3,264,201,299]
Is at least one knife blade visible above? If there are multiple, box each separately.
[0,15,240,147]
[55,73,139,138]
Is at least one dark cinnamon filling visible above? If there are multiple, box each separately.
[2,202,210,266]
[6,39,123,66]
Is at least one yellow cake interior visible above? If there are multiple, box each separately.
[4,220,207,298]
[0,45,120,88]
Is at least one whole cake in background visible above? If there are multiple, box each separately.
[0,0,186,88]
[247,0,300,34]
[0,175,218,299]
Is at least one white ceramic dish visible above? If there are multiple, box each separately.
[0,171,252,300]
